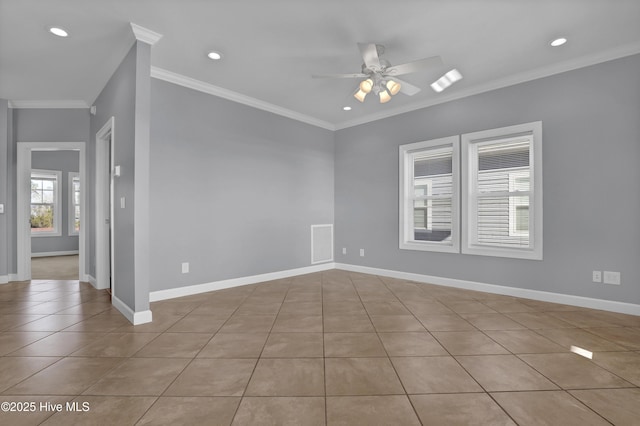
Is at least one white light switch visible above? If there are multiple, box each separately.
[114,165,121,177]
[181,262,189,274]
[0,204,4,214]
[120,197,125,209]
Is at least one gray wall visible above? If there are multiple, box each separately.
[6,108,89,274]
[89,41,140,311]
[31,150,79,254]
[149,78,335,292]
[335,53,640,305]
[0,100,8,279]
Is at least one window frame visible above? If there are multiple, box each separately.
[508,169,530,237]
[399,135,460,253]
[461,121,543,260]
[68,172,80,236]
[30,169,62,237]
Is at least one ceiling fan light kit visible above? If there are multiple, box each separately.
[313,42,446,105]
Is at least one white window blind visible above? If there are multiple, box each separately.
[462,122,542,260]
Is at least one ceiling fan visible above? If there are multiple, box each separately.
[312,43,444,103]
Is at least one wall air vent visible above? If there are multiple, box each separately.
[311,224,333,264]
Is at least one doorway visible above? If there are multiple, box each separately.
[16,142,86,282]
[95,117,115,293]
[29,150,81,280]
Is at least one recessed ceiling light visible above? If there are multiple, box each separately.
[431,69,463,93]
[49,27,69,37]
[207,51,222,60]
[551,37,567,47]
[343,106,352,111]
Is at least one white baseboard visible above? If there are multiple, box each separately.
[86,274,98,288]
[86,274,108,290]
[335,263,640,316]
[31,250,79,258]
[150,262,336,302]
[1,274,21,284]
[112,295,153,325]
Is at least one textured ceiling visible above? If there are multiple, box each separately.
[1,0,639,129]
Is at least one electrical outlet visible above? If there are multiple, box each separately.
[181,262,189,274]
[592,271,602,283]
[342,247,346,255]
[360,249,365,257]
[603,271,620,285]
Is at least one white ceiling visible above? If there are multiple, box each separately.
[2,0,640,129]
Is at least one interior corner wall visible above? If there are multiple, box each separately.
[149,78,335,292]
[335,53,640,305]
[89,42,138,310]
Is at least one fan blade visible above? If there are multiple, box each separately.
[385,56,443,76]
[358,43,381,70]
[390,78,422,96]
[312,73,368,79]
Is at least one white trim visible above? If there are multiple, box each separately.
[150,67,335,131]
[130,23,163,46]
[0,276,7,284]
[335,263,640,316]
[399,136,460,254]
[95,118,116,292]
[17,146,32,280]
[150,263,336,302]
[68,172,80,236]
[16,142,86,282]
[112,295,153,325]
[31,250,79,258]
[311,224,334,264]
[8,100,89,109]
[335,41,640,130]
[86,274,98,288]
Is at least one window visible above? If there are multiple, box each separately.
[399,136,459,253]
[68,172,80,235]
[400,122,542,260]
[30,169,62,237]
[462,121,542,260]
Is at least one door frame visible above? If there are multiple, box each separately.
[16,141,86,281]
[95,117,116,291]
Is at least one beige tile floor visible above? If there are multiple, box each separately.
[1,270,640,425]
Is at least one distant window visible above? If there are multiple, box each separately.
[68,172,80,235]
[31,169,62,237]
[399,136,460,253]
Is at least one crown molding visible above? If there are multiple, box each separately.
[8,100,89,109]
[130,23,163,46]
[334,41,640,130]
[150,66,335,130]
